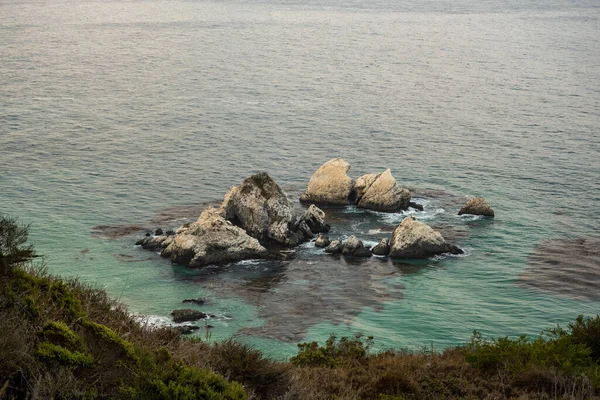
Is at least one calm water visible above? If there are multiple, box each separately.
[1,0,599,358]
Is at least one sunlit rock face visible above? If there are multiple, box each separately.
[300,158,353,205]
[354,169,411,212]
[458,196,494,217]
[161,207,269,268]
[389,216,463,259]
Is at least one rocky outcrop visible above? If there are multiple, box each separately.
[315,233,331,248]
[160,207,269,268]
[341,236,372,258]
[300,158,353,205]
[389,216,463,259]
[354,169,411,212]
[302,204,329,234]
[171,309,209,323]
[324,240,344,254]
[222,172,327,247]
[371,238,390,256]
[458,197,495,217]
[350,173,379,203]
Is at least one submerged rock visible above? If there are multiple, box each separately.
[355,169,411,212]
[174,325,200,335]
[324,240,344,254]
[315,233,331,248]
[458,196,494,217]
[371,238,391,256]
[161,207,269,268]
[389,216,463,259]
[222,172,326,246]
[182,298,207,305]
[171,309,209,323]
[300,158,353,205]
[408,201,424,211]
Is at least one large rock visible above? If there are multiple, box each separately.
[371,238,390,256]
[341,235,372,258]
[458,197,495,217]
[300,158,353,205]
[171,309,208,323]
[161,207,269,268]
[324,240,344,254]
[355,169,411,212]
[389,216,463,259]
[350,173,379,203]
[315,233,331,248]
[222,172,326,246]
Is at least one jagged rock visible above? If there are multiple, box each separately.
[324,240,344,254]
[389,216,463,259]
[300,158,353,205]
[458,197,495,217]
[136,235,169,251]
[303,204,329,234]
[161,207,269,268]
[155,228,164,236]
[408,201,424,211]
[171,309,208,323]
[341,235,372,258]
[371,238,390,256]
[315,233,331,248]
[176,223,190,235]
[221,172,324,246]
[350,173,379,203]
[356,169,411,212]
[174,325,200,335]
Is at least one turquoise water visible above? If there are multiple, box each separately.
[1,0,599,359]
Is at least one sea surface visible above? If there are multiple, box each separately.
[1,0,599,359]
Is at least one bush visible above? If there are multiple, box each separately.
[0,215,34,274]
[291,334,373,368]
[569,314,600,361]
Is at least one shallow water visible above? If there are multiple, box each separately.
[1,0,599,359]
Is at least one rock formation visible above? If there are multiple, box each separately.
[371,238,390,256]
[341,235,372,258]
[138,172,328,268]
[171,309,209,323]
[160,207,269,268]
[389,216,463,259]
[315,233,331,248]
[353,169,411,212]
[458,196,495,217]
[324,240,344,254]
[222,172,327,246]
[300,158,353,205]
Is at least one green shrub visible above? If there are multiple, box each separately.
[568,315,600,361]
[48,280,85,319]
[81,320,137,361]
[36,342,93,367]
[291,334,373,367]
[40,321,84,351]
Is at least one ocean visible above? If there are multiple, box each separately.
[1,0,599,359]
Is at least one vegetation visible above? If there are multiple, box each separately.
[1,214,600,399]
